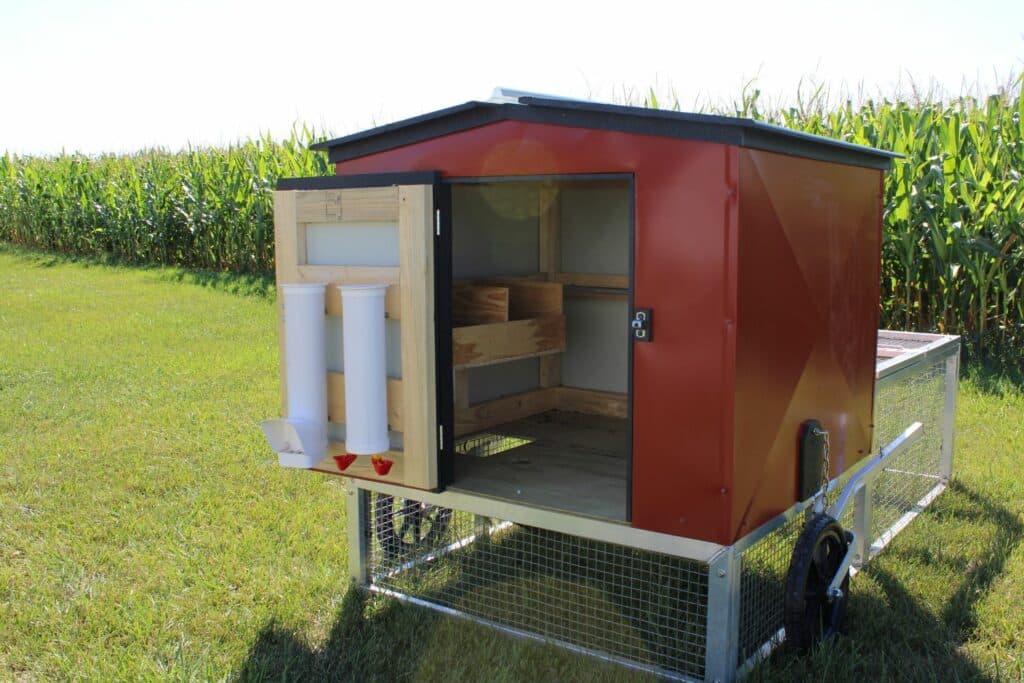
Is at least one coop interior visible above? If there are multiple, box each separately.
[448,177,632,522]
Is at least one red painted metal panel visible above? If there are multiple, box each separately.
[731,149,881,540]
[334,121,737,543]
[331,124,882,545]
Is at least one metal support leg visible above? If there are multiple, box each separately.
[853,482,873,569]
[346,484,370,586]
[704,549,741,683]
[940,351,959,481]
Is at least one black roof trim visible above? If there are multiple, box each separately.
[276,171,440,191]
[313,98,901,171]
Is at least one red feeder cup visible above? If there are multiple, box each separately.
[333,453,358,471]
[370,454,394,476]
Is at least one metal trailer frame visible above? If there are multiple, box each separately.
[342,330,960,683]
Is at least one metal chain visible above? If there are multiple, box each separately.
[814,426,831,512]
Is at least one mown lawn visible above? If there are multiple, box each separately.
[1,244,1022,682]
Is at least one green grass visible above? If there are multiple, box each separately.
[1,244,1023,681]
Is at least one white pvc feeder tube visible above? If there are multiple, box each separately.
[340,284,389,455]
[261,282,328,468]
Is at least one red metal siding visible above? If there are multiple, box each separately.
[731,149,882,541]
[334,121,738,543]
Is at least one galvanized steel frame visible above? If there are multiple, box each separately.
[342,331,961,682]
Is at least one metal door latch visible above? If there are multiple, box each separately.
[631,308,652,342]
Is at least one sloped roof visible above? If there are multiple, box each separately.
[311,95,900,170]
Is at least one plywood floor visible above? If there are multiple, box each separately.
[450,410,629,521]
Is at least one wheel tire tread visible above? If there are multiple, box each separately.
[783,513,850,652]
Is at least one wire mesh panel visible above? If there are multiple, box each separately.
[735,514,803,665]
[869,357,947,542]
[367,492,710,681]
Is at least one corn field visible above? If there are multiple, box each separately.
[1,85,1023,346]
[0,127,331,274]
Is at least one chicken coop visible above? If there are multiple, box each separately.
[259,90,961,682]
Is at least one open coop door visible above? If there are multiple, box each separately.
[265,172,452,490]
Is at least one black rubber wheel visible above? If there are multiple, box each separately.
[373,494,452,560]
[784,513,851,652]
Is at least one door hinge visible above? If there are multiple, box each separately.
[435,209,441,236]
[438,424,444,448]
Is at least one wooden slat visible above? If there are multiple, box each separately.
[327,372,403,431]
[295,187,399,222]
[552,272,628,289]
[539,355,561,388]
[509,281,562,318]
[453,285,509,326]
[455,274,545,285]
[273,190,300,416]
[557,387,628,419]
[324,283,402,319]
[455,387,559,437]
[297,264,399,285]
[274,191,302,283]
[398,185,438,489]
[453,316,566,369]
[313,444,405,482]
[476,278,562,319]
[301,264,402,319]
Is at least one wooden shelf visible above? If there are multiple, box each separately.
[452,279,565,369]
[552,272,628,289]
[455,387,559,437]
[453,316,565,369]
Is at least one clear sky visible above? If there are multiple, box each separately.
[1,0,1021,155]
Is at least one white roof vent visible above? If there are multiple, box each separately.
[488,87,592,105]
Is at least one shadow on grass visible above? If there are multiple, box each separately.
[237,586,442,682]
[748,480,1023,682]
[159,268,274,299]
[962,354,1024,397]
[961,335,1024,396]
[237,581,632,683]
[0,242,274,299]
[236,527,664,682]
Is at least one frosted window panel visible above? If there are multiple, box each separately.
[305,222,400,266]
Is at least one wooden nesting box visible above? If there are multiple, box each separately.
[271,93,897,545]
